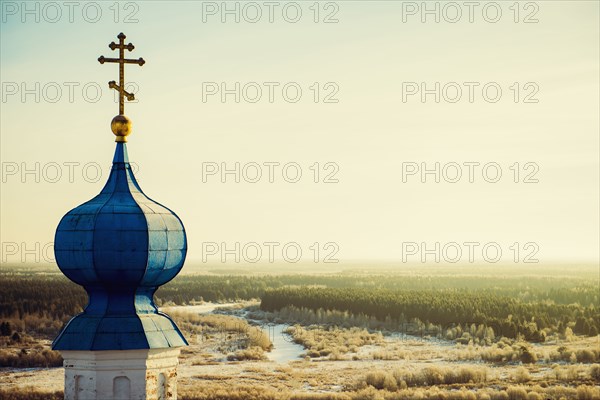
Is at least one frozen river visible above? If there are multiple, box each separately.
[161,303,305,363]
[260,323,305,363]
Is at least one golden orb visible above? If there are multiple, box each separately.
[111,115,132,142]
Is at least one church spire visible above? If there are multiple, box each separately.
[53,33,187,400]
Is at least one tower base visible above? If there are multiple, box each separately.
[60,348,180,400]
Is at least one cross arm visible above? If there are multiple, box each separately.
[108,81,135,101]
[109,42,135,51]
[98,56,146,66]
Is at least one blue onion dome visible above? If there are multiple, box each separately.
[52,142,188,351]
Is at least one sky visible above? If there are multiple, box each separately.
[1,1,599,267]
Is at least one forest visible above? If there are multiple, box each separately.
[156,273,599,307]
[0,267,598,341]
[260,286,600,341]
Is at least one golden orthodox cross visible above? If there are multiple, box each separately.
[98,32,145,115]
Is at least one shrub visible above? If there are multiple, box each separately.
[226,346,266,361]
[575,349,599,363]
[506,387,528,400]
[512,367,530,383]
[362,366,489,390]
[0,388,63,400]
[519,347,537,364]
[0,348,63,368]
[365,371,395,391]
[576,385,600,400]
[590,364,600,381]
[527,392,543,400]
[171,312,272,351]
